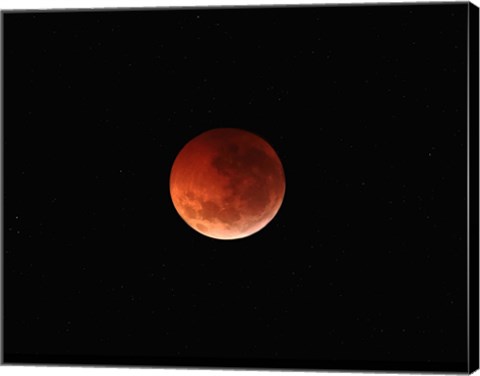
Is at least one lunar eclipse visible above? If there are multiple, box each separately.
[170,128,285,240]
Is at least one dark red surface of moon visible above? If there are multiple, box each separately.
[170,128,286,240]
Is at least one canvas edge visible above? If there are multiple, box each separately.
[468,1,480,374]
[0,9,5,367]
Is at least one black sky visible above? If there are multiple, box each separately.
[3,2,472,372]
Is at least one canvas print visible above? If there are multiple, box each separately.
[2,2,479,373]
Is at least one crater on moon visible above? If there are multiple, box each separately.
[170,128,286,240]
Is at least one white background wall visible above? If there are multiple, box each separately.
[1,0,478,375]
[4,0,476,10]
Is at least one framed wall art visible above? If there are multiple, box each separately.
[2,1,479,373]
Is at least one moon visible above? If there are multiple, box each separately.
[170,128,286,240]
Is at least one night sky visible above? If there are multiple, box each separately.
[3,2,473,372]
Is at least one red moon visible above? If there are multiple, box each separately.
[170,128,286,240]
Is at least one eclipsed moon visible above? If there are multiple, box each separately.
[170,128,286,240]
